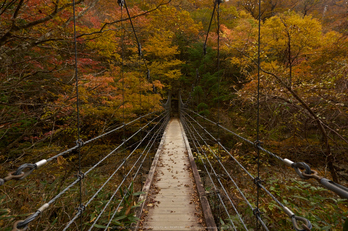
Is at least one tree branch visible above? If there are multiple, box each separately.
[235,47,340,181]
[77,0,172,38]
[0,0,84,46]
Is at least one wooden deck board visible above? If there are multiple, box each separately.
[136,118,216,231]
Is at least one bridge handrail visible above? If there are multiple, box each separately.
[63,113,169,230]
[183,108,348,200]
[0,111,160,186]
[182,110,312,230]
[13,112,167,230]
[181,115,255,230]
[103,116,170,231]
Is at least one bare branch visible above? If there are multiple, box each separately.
[77,0,172,38]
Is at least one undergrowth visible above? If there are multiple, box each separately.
[197,144,348,230]
[0,145,152,230]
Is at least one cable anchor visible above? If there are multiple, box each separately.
[252,207,262,217]
[291,216,312,231]
[285,159,348,199]
[254,140,262,149]
[253,177,263,188]
[282,206,312,230]
[77,204,85,214]
[76,139,84,148]
[1,163,37,185]
[14,203,49,230]
[12,220,27,231]
[301,171,348,199]
[292,162,312,179]
[76,171,85,180]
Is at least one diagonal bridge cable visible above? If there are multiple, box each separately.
[102,115,170,230]
[182,112,262,230]
[181,115,246,230]
[13,112,167,229]
[181,112,269,230]
[181,110,312,230]
[0,111,158,186]
[63,113,169,230]
[183,107,348,200]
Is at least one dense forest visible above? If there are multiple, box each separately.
[1,0,348,230]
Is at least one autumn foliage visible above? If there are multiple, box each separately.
[0,0,348,229]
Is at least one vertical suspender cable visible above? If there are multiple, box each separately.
[124,0,143,163]
[138,51,142,150]
[72,1,83,230]
[255,0,262,229]
[216,0,222,226]
[204,2,217,55]
[119,0,126,177]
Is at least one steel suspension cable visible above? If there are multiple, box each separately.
[0,111,159,187]
[83,112,165,176]
[183,2,220,108]
[217,0,221,138]
[182,108,348,200]
[102,116,169,230]
[255,0,262,227]
[14,112,166,229]
[216,5,222,214]
[72,0,83,229]
[64,114,168,230]
[123,0,150,73]
[81,113,153,146]
[181,115,239,230]
[88,116,168,231]
[182,114,268,230]
[183,110,254,178]
[120,0,127,193]
[184,108,283,161]
[182,113,249,230]
[203,1,217,55]
[181,110,312,230]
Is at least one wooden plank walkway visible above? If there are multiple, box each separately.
[136,118,216,231]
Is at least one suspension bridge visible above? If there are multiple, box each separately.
[1,0,348,230]
[2,93,348,230]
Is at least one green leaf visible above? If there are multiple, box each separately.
[128,216,140,222]
[293,195,309,201]
[132,191,146,196]
[113,215,127,221]
[51,217,58,226]
[93,224,107,228]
